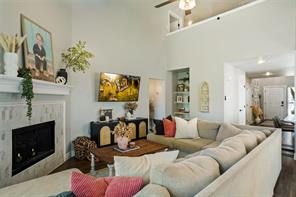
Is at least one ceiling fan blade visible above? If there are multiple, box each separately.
[155,0,178,8]
[185,9,191,15]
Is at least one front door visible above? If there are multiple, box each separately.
[264,86,287,119]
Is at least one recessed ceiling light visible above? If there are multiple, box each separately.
[188,20,193,26]
[257,57,265,64]
[265,72,272,76]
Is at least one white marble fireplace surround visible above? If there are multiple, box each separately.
[0,100,66,188]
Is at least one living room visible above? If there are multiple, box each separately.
[0,0,295,196]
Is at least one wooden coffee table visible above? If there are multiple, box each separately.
[89,139,168,175]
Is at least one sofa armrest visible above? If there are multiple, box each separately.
[134,184,171,197]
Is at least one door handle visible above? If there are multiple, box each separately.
[239,109,243,112]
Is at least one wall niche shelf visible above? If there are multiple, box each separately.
[0,75,70,95]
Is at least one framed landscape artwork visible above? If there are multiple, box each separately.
[21,14,54,82]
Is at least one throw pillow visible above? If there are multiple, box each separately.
[261,129,272,137]
[104,177,144,197]
[114,150,179,184]
[197,120,221,140]
[71,172,108,197]
[150,155,220,197]
[153,119,164,135]
[242,130,266,144]
[216,123,242,141]
[163,118,176,137]
[174,117,199,139]
[201,138,246,173]
[71,172,144,197]
[224,133,257,153]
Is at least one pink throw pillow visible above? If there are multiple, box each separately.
[104,177,144,197]
[163,118,176,137]
[71,172,143,197]
[71,172,107,197]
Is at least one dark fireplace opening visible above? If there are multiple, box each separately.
[12,121,55,176]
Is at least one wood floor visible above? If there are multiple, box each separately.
[53,155,296,196]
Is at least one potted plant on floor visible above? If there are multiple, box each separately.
[0,33,27,76]
[57,40,94,84]
[252,105,263,124]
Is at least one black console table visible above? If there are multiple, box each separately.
[90,118,148,147]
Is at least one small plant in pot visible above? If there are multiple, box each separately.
[0,33,27,76]
[57,40,94,84]
[124,102,138,119]
[112,121,133,150]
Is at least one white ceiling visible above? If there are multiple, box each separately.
[230,53,296,78]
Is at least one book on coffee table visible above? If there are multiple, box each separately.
[113,146,140,153]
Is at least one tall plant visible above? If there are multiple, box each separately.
[19,68,34,120]
[61,40,94,72]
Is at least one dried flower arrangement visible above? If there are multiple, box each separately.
[112,121,133,139]
[124,102,138,114]
[0,33,27,53]
[252,105,263,118]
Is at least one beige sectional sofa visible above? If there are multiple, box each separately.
[0,121,282,197]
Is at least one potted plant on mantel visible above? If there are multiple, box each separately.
[0,33,27,76]
[57,40,94,84]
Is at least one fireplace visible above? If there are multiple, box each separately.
[12,121,55,176]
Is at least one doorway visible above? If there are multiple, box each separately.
[149,79,165,129]
[264,86,287,119]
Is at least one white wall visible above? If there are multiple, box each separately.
[0,0,73,152]
[69,0,167,142]
[166,0,296,121]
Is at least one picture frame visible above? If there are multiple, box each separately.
[177,84,185,92]
[21,14,55,82]
[99,109,113,121]
[176,95,183,103]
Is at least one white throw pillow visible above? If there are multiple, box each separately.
[114,150,179,184]
[242,130,266,144]
[224,133,257,153]
[150,155,220,197]
[174,117,199,139]
[216,123,242,141]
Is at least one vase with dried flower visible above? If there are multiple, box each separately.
[124,102,138,119]
[252,105,263,124]
[0,33,27,76]
[112,121,133,150]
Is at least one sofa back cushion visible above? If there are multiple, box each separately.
[242,130,266,144]
[201,138,246,173]
[150,156,220,197]
[153,119,164,135]
[216,123,242,141]
[224,133,257,153]
[114,150,179,184]
[175,117,199,139]
[197,120,221,140]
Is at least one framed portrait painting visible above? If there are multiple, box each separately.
[21,14,54,82]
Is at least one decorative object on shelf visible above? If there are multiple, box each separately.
[184,86,189,92]
[99,108,113,122]
[177,84,185,92]
[73,136,97,161]
[55,76,66,85]
[176,95,183,103]
[112,121,133,150]
[200,81,209,112]
[252,105,263,124]
[60,40,94,84]
[124,102,138,119]
[18,67,34,120]
[21,14,55,82]
[0,33,27,76]
[56,68,67,84]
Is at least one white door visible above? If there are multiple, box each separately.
[238,70,246,124]
[264,86,287,119]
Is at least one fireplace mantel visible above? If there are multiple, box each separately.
[0,75,70,95]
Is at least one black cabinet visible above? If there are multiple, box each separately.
[90,118,148,147]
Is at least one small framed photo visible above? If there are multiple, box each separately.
[177,84,185,92]
[99,109,113,121]
[176,96,183,103]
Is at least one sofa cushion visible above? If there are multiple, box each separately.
[261,129,272,137]
[242,130,266,144]
[147,133,175,149]
[150,155,220,197]
[184,151,201,159]
[201,141,221,150]
[114,150,179,184]
[216,123,242,141]
[134,184,171,197]
[153,119,164,135]
[201,138,246,173]
[224,133,257,153]
[197,120,221,140]
[175,117,199,139]
[173,138,214,154]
